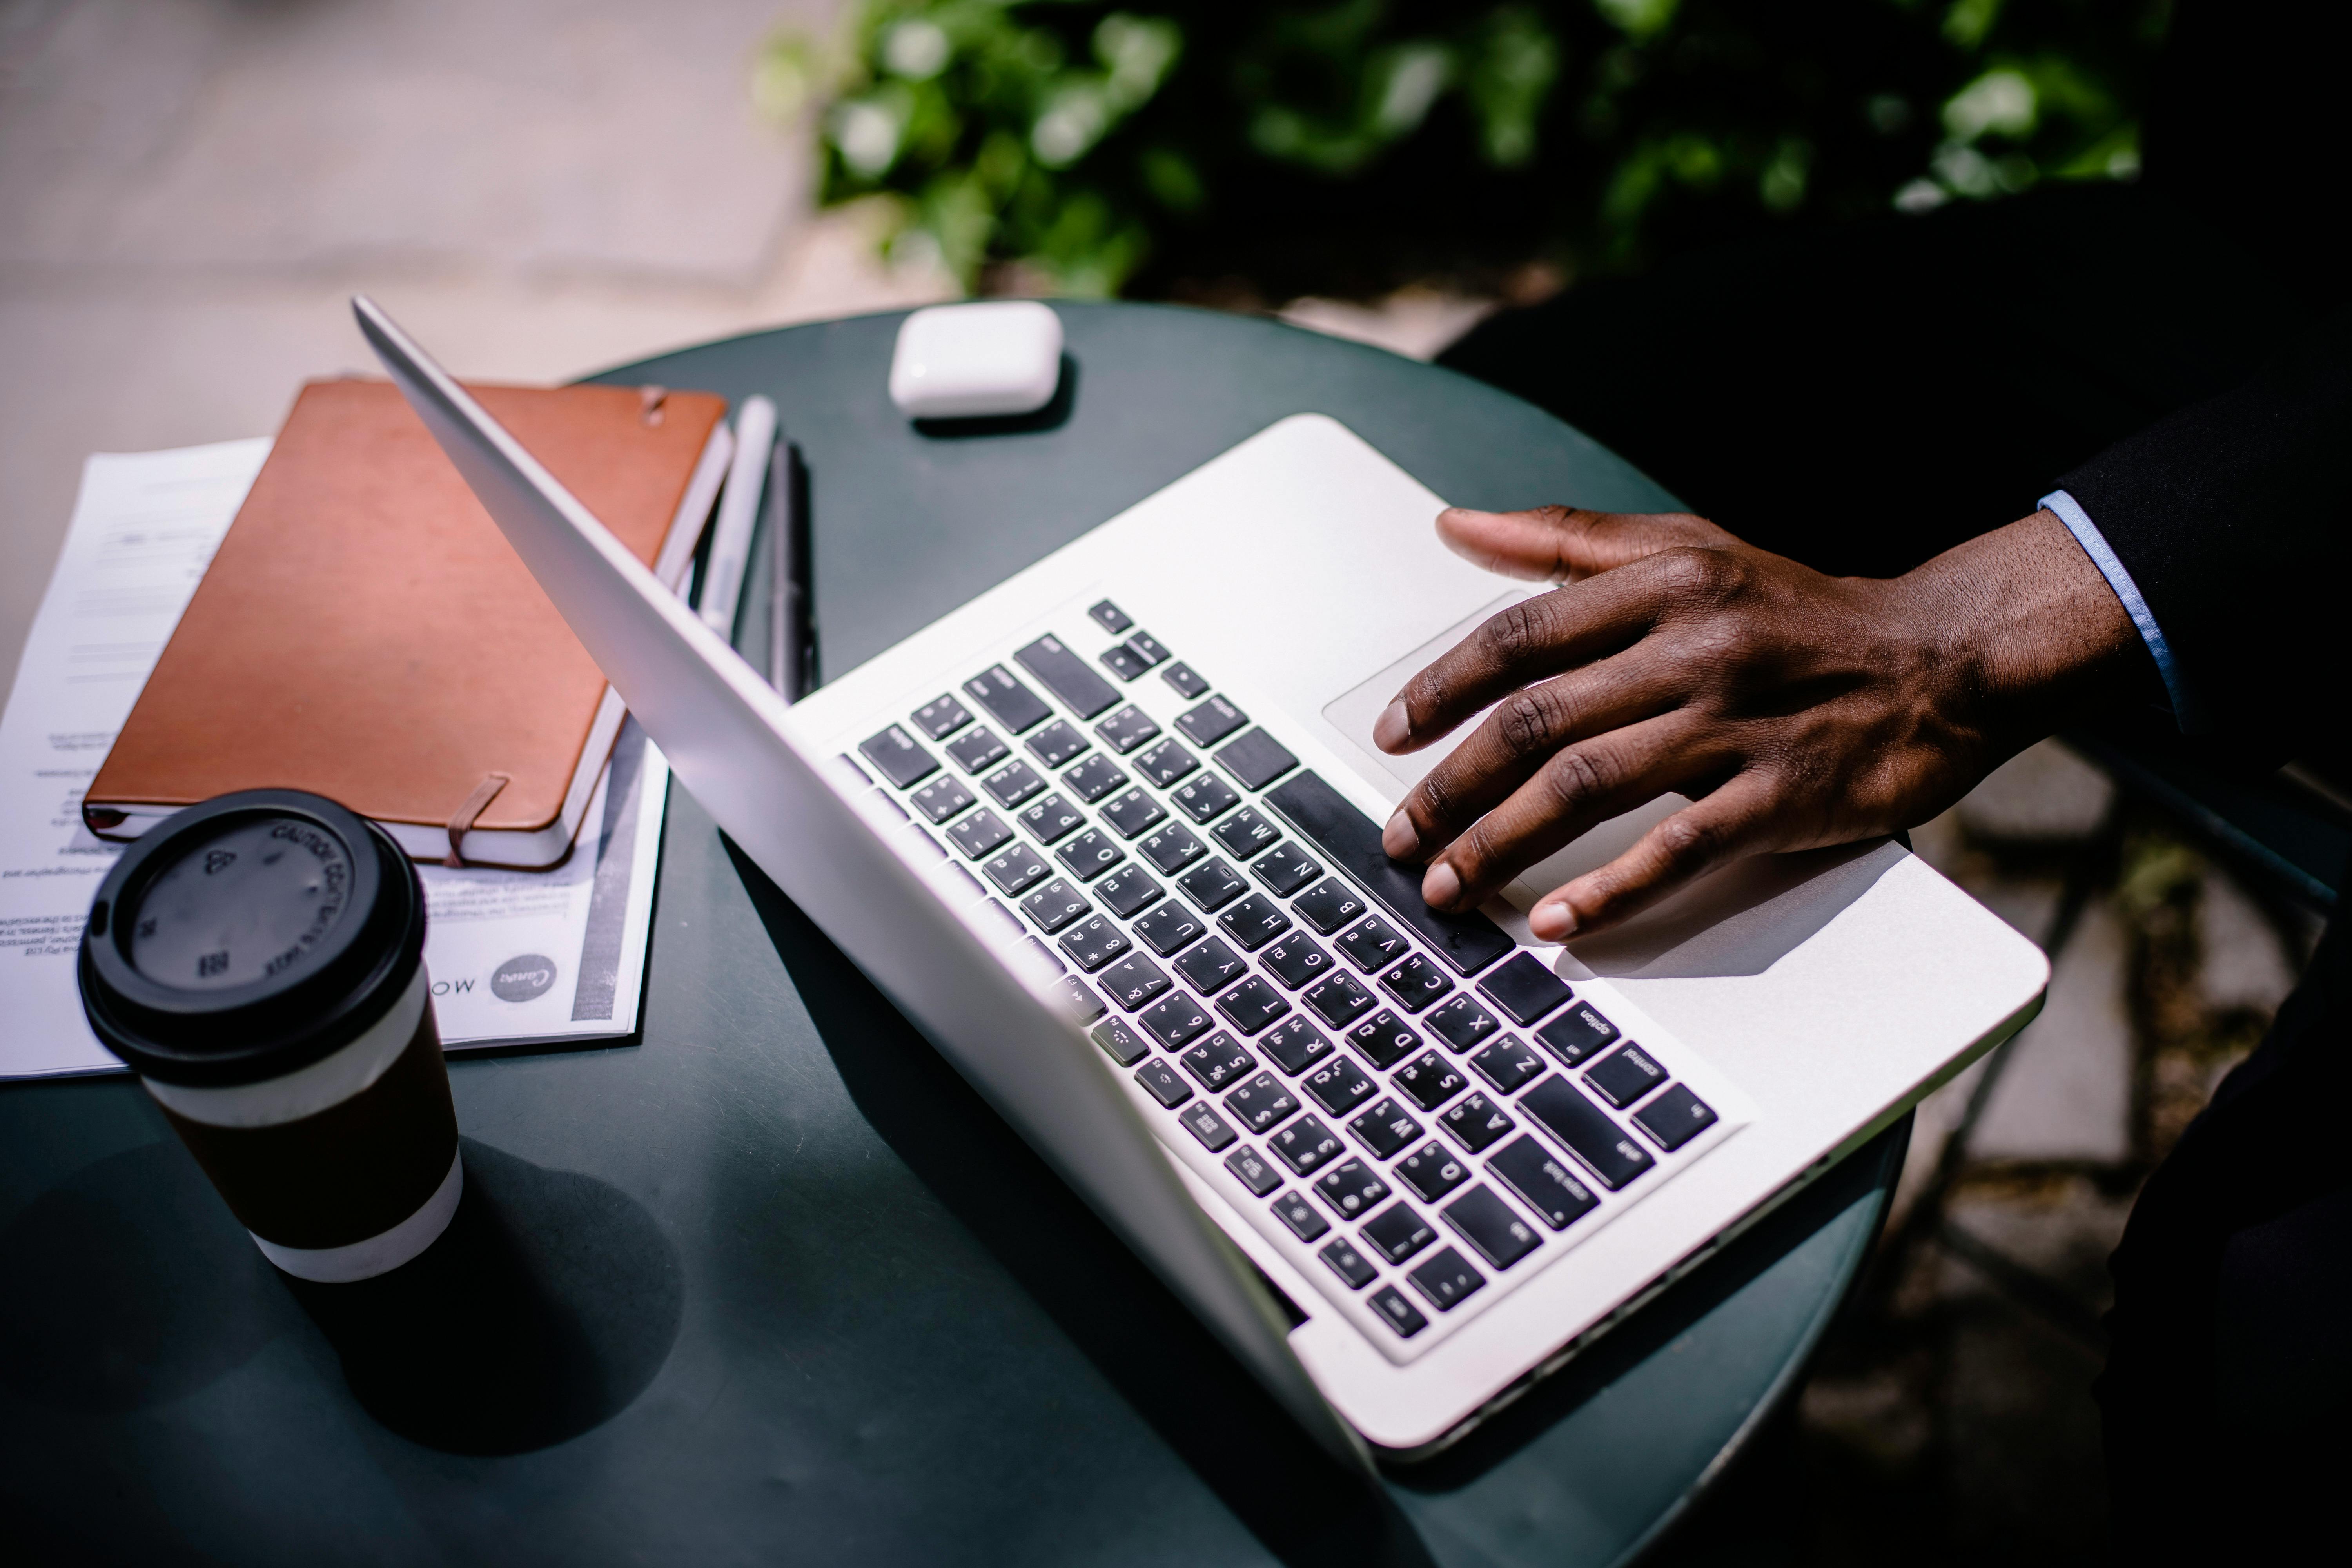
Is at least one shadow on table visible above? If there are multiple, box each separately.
[911,355,1080,439]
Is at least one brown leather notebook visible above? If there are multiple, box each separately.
[85,376,731,867]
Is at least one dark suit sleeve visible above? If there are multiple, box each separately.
[2058,307,2352,752]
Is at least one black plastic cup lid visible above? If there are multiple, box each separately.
[78,790,426,1088]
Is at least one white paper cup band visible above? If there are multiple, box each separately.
[252,1147,463,1283]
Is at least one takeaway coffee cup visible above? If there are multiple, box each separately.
[78,789,461,1283]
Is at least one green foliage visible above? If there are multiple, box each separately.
[759,0,2169,298]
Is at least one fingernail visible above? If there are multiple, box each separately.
[1530,900,1579,942]
[1372,699,1410,753]
[1382,809,1419,859]
[1422,861,1461,909]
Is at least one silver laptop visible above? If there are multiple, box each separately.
[357,295,2047,1465]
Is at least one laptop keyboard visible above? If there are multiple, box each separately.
[848,599,1731,1354]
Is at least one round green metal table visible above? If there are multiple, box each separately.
[0,302,1905,1566]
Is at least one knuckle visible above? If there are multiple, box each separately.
[1478,598,1550,668]
[1497,686,1564,756]
[1544,744,1615,809]
[1653,810,1723,871]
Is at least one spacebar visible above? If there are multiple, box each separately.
[1264,771,1515,977]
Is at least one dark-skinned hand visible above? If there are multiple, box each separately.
[1374,505,2146,942]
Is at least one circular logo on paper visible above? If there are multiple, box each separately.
[490,953,557,1003]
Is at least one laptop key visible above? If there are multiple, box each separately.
[1258,1016,1335,1075]
[1486,1136,1601,1230]
[1346,1009,1421,1070]
[1406,1247,1486,1312]
[1439,1091,1516,1155]
[1585,1044,1668,1109]
[1301,971,1377,1029]
[1016,633,1122,719]
[1125,630,1171,667]
[1218,892,1292,952]
[1134,738,1200,787]
[1178,1030,1254,1090]
[858,724,937,788]
[1632,1083,1719,1151]
[1021,877,1089,933]
[1336,915,1410,973]
[1088,599,1133,634]
[1212,808,1280,860]
[983,842,1051,896]
[1303,1054,1377,1116]
[1176,857,1246,911]
[1216,730,1298,791]
[1535,1000,1621,1067]
[1291,878,1367,935]
[947,808,1014,859]
[1177,695,1249,748]
[1443,1185,1542,1270]
[1132,900,1207,956]
[1141,993,1215,1052]
[1225,1072,1301,1134]
[1269,1114,1343,1176]
[1394,1051,1468,1113]
[1363,1201,1436,1265]
[982,758,1046,809]
[1261,931,1332,989]
[1057,829,1125,882]
[1096,704,1162,754]
[1098,951,1172,1010]
[1347,1097,1424,1160]
[1161,661,1210,700]
[1057,915,1131,973]
[1178,1101,1238,1152]
[1134,1058,1192,1109]
[1225,1145,1282,1196]
[1216,976,1291,1035]
[1058,977,1106,1024]
[1477,951,1575,1027]
[1519,1076,1656,1190]
[1138,821,1207,874]
[1099,644,1151,682]
[1369,1284,1429,1338]
[1094,864,1164,919]
[1272,1190,1329,1241]
[1091,1017,1151,1066]
[1318,1237,1378,1290]
[1062,754,1126,803]
[1172,773,1241,824]
[1425,994,1502,1052]
[1396,1142,1473,1204]
[1024,937,1065,976]
[1378,954,1452,1014]
[964,664,1052,733]
[910,775,976,824]
[1100,788,1168,840]
[946,725,1009,774]
[1019,792,1084,844]
[1252,844,1322,897]
[1173,935,1248,995]
[913,694,973,740]
[1025,720,1090,770]
[1469,1035,1546,1095]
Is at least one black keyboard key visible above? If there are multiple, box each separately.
[1586,1044,1669,1109]
[1091,1017,1151,1066]
[1178,1030,1253,1090]
[964,664,1052,733]
[1133,1059,1191,1109]
[1269,1114,1342,1177]
[859,724,938,788]
[1439,1091,1516,1154]
[1095,705,1161,754]
[1519,1076,1656,1190]
[1097,951,1172,1010]
[982,758,1047,809]
[1347,1097,1424,1160]
[1318,1237,1378,1290]
[1058,976,1105,1023]
[1212,807,1281,860]
[1100,788,1168,840]
[947,808,1014,860]
[1477,951,1575,1027]
[1057,915,1131,973]
[1345,1009,1421,1069]
[1021,877,1090,933]
[1025,719,1090,769]
[1016,633,1122,719]
[1218,892,1292,952]
[1027,934,1069,977]
[1134,738,1199,787]
[982,841,1050,897]
[1394,1051,1468,1112]
[1264,771,1516,976]
[1363,1201,1436,1265]
[1225,1072,1300,1134]
[1443,1185,1542,1270]
[1487,1136,1601,1230]
[1176,857,1246,911]
[1303,1054,1377,1117]
[1406,1247,1486,1312]
[1379,954,1452,1014]
[1292,878,1368,935]
[1426,994,1502,1052]
[1138,821,1207,874]
[1177,1101,1237,1152]
[910,775,975,824]
[1132,900,1207,956]
[1370,1283,1429,1338]
[1125,630,1171,667]
[1252,844,1322,897]
[1396,1142,1472,1204]
[1089,599,1132,634]
[1018,792,1084,844]
[1142,993,1216,1052]
[1535,999,1621,1067]
[1215,976,1291,1035]
[1216,730,1298,791]
[1261,931,1332,989]
[1272,1190,1329,1241]
[1336,915,1410,973]
[866,785,907,820]
[1172,773,1241,824]
[1057,828,1125,881]
[1469,1035,1546,1095]
[1094,864,1164,918]
[1099,644,1151,681]
[1225,1145,1282,1196]
[1177,695,1249,748]
[1161,661,1210,699]
[1301,971,1376,1029]
[1173,935,1248,995]
[1633,1083,1719,1151]
[1062,754,1126,803]
[980,900,1025,943]
[1258,1016,1335,1076]
[946,725,1009,773]
[913,694,973,740]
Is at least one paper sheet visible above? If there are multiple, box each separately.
[0,440,668,1079]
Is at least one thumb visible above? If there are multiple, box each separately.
[1436,506,1724,583]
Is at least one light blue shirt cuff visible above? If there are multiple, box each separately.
[2041,488,2194,728]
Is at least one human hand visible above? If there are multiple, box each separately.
[1374,504,2143,941]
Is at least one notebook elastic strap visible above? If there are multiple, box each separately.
[445,772,512,867]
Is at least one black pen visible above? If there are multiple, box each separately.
[769,437,815,701]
